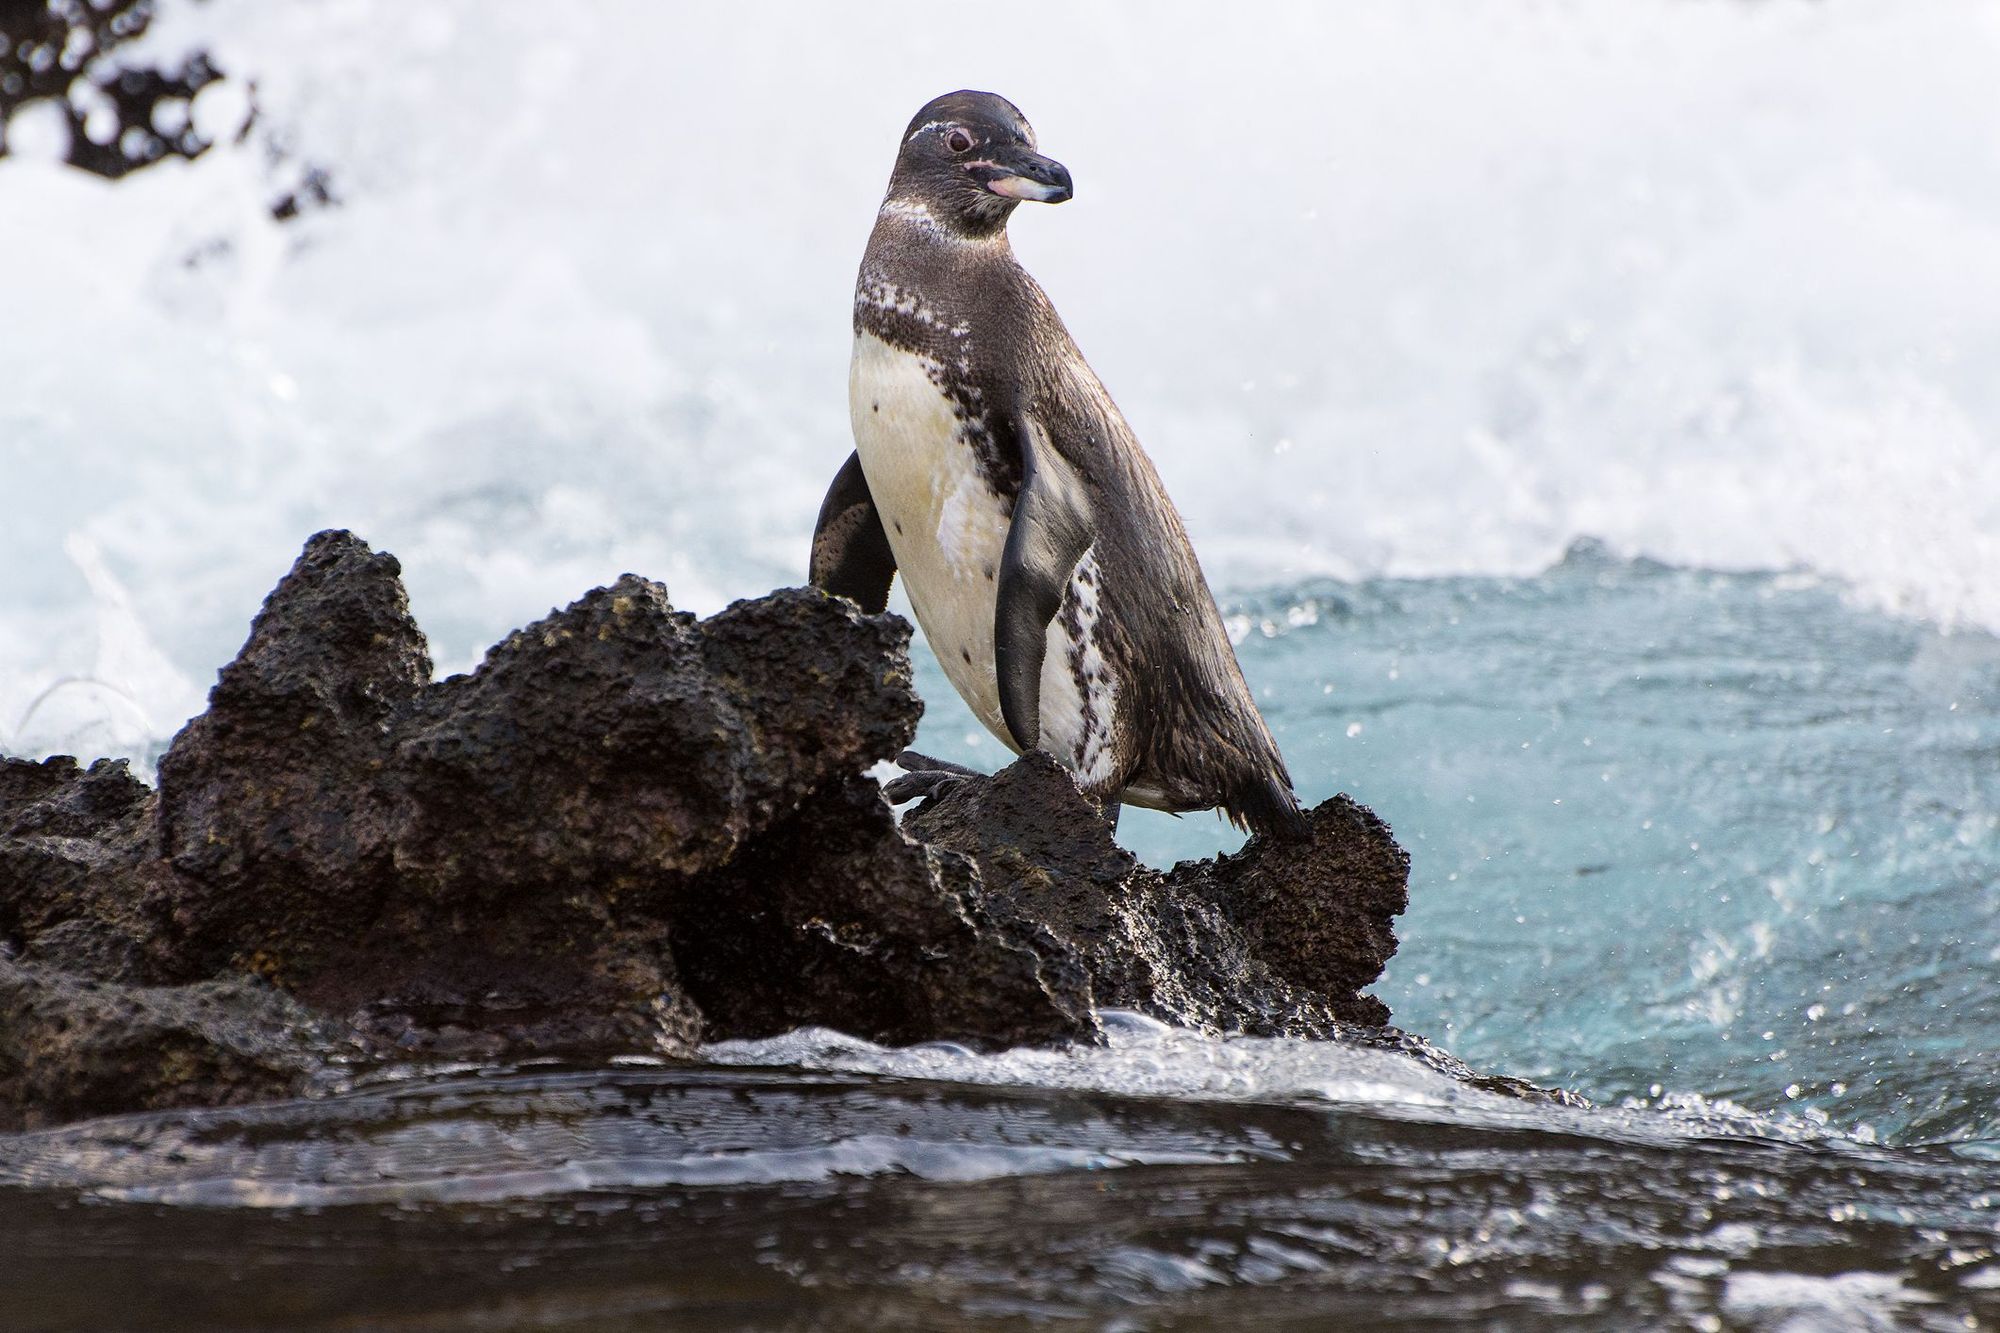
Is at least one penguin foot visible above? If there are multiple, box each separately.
[883,750,984,805]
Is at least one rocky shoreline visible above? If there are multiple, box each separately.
[1,531,1508,1133]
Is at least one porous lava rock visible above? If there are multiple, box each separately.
[154,533,432,979]
[904,753,1405,1034]
[678,773,1095,1049]
[0,529,1413,1130]
[0,957,344,1134]
[0,755,166,984]
[145,532,925,1059]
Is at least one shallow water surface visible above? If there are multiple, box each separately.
[2,1027,1997,1331]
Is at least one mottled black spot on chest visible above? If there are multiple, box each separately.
[856,300,1023,500]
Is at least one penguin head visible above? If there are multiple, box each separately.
[887,90,1073,238]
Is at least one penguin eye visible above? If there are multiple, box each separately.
[945,128,974,154]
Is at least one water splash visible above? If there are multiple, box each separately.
[6,1,2000,766]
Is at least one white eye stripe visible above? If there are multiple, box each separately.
[906,120,952,142]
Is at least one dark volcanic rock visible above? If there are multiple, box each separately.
[144,533,922,1058]
[680,774,1095,1050]
[0,957,340,1134]
[1168,794,1408,1017]
[906,753,1405,1033]
[387,578,735,893]
[698,589,924,824]
[0,529,1417,1129]
[292,921,702,1064]
[156,531,431,978]
[388,580,917,897]
[0,755,167,983]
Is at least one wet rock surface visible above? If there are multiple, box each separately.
[0,530,1413,1129]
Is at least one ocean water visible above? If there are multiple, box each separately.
[3,2,1999,1325]
[925,548,2000,1152]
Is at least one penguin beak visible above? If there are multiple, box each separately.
[974,149,1074,204]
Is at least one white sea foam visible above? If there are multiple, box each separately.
[702,1014,1861,1153]
[4,1,1998,763]
[706,1013,1491,1114]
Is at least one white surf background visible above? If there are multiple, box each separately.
[3,0,1997,764]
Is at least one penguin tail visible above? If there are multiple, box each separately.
[1228,771,1312,843]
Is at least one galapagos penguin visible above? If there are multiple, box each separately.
[810,89,1307,839]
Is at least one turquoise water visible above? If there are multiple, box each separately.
[910,547,2000,1150]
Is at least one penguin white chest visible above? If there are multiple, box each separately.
[850,329,1012,738]
[848,329,1123,789]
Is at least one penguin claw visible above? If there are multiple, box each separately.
[883,771,969,804]
[883,750,984,805]
[895,749,981,778]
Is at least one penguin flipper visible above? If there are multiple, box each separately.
[996,415,1094,752]
[809,450,897,614]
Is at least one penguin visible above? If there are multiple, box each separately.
[811,90,1307,840]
